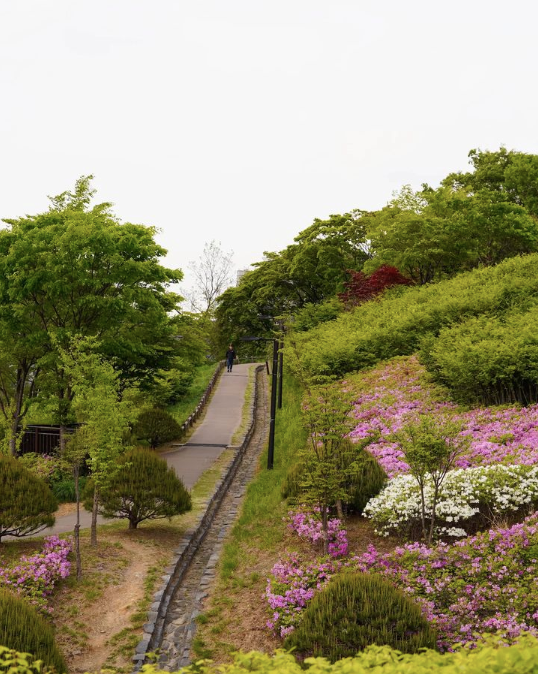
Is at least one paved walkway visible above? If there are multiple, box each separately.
[26,364,252,538]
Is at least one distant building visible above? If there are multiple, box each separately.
[236,269,250,286]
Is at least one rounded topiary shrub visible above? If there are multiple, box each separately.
[134,408,182,448]
[281,441,386,513]
[349,445,387,514]
[94,447,192,529]
[0,589,66,672]
[0,455,57,542]
[284,572,436,662]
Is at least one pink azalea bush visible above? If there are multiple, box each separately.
[0,535,72,613]
[265,553,342,637]
[268,514,538,649]
[286,510,348,558]
[266,512,349,637]
[354,513,538,650]
[347,357,538,478]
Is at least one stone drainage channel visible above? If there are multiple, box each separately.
[133,366,269,672]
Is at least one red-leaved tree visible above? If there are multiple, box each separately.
[338,265,412,309]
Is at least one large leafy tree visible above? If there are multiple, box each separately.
[0,176,182,442]
[215,212,369,347]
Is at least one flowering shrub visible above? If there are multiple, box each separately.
[286,511,348,558]
[347,357,538,478]
[266,511,349,637]
[265,554,342,637]
[364,464,538,538]
[18,453,64,485]
[354,513,538,650]
[268,515,538,650]
[0,536,72,612]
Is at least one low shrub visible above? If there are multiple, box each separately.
[5,639,538,674]
[355,513,538,650]
[134,407,183,448]
[420,309,538,406]
[284,572,436,661]
[51,476,87,503]
[0,455,57,542]
[281,442,386,514]
[286,511,348,558]
[91,447,192,529]
[0,589,66,672]
[18,453,63,485]
[0,536,71,613]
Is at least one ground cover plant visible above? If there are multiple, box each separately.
[347,356,538,478]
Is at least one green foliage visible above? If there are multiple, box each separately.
[147,363,195,407]
[348,444,387,514]
[365,160,538,284]
[0,590,66,672]
[92,447,192,529]
[281,441,386,514]
[292,253,538,378]
[0,175,182,448]
[168,363,220,426]
[397,415,468,543]
[420,308,538,406]
[0,455,57,542]
[280,461,306,502]
[51,476,88,504]
[292,299,343,332]
[299,383,356,551]
[134,407,183,448]
[284,572,437,661]
[214,212,369,349]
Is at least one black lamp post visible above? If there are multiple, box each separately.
[240,335,279,469]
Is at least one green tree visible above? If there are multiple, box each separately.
[298,381,357,553]
[0,176,182,442]
[214,212,369,349]
[396,415,468,543]
[0,455,57,543]
[90,447,192,529]
[58,336,136,547]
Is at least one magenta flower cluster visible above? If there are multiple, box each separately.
[353,513,538,650]
[265,553,342,637]
[268,514,538,649]
[347,357,538,478]
[286,510,349,558]
[266,512,349,637]
[0,536,72,613]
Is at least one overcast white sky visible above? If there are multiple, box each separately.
[1,1,537,296]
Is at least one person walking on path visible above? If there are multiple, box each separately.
[225,344,237,372]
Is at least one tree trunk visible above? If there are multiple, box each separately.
[74,465,82,580]
[91,487,98,547]
[128,519,137,530]
[427,484,440,545]
[418,481,428,542]
[321,505,329,556]
[336,499,344,520]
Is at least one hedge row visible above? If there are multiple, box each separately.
[292,254,538,378]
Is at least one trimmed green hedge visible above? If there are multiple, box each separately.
[292,254,538,378]
[0,591,66,673]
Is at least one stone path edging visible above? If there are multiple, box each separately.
[180,362,225,436]
[132,364,264,669]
